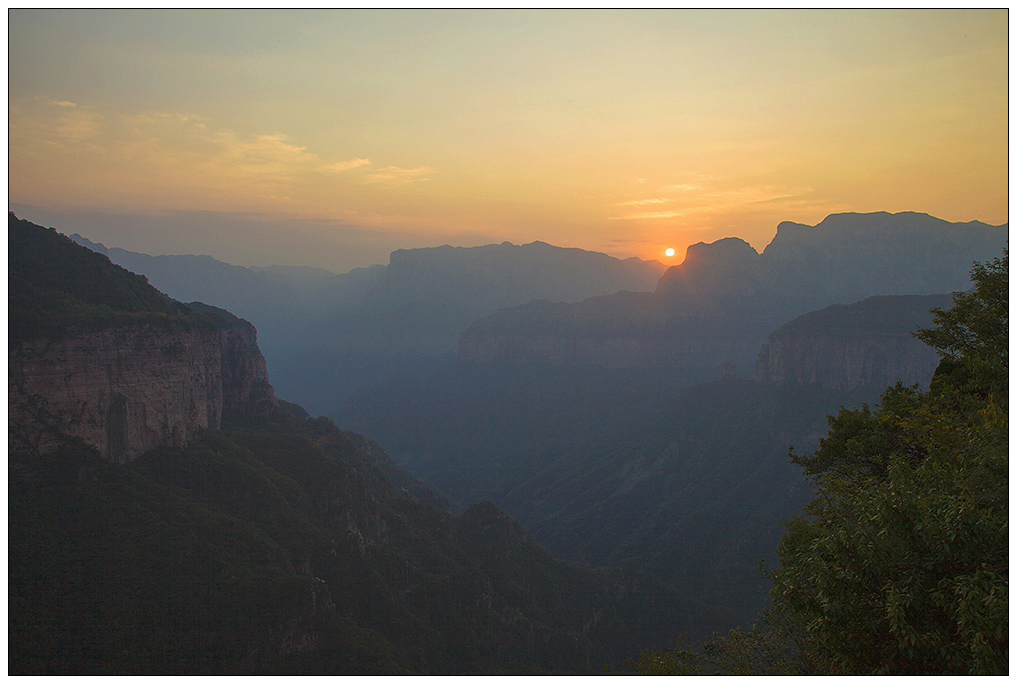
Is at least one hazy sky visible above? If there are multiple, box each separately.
[9,9,1009,272]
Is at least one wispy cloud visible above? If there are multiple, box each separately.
[49,100,77,108]
[608,184,816,221]
[215,132,315,168]
[365,166,432,184]
[610,197,672,207]
[54,110,104,144]
[124,111,208,128]
[122,113,375,185]
[10,98,438,219]
[609,183,704,208]
[611,209,703,221]
[323,158,371,172]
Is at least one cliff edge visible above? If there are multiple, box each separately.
[9,214,276,461]
[752,293,951,391]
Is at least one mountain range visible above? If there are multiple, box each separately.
[335,211,1006,623]
[461,212,1006,376]
[338,294,956,622]
[69,233,665,415]
[14,209,1008,671]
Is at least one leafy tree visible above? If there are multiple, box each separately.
[916,252,1008,403]
[633,253,1007,675]
[627,610,825,675]
[768,252,1008,674]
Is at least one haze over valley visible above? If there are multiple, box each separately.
[9,9,1008,675]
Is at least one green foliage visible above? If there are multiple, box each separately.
[8,214,232,341]
[768,254,1009,675]
[627,638,708,675]
[627,610,827,675]
[633,254,1008,675]
[916,251,1008,402]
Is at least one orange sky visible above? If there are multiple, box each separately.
[8,9,1009,272]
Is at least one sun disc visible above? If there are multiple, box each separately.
[665,247,675,257]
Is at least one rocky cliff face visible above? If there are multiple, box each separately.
[9,213,279,463]
[753,333,942,392]
[752,294,951,391]
[9,319,277,462]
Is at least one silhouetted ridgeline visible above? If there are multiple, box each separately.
[68,233,666,414]
[460,212,1006,375]
[339,213,1007,626]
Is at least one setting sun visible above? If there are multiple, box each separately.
[665,247,676,258]
[7,9,1007,271]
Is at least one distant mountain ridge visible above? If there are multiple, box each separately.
[301,240,666,355]
[460,212,1007,375]
[340,212,1005,624]
[66,234,666,414]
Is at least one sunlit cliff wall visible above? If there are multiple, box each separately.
[752,294,951,392]
[9,320,277,462]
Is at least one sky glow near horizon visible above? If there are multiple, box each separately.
[8,9,1009,272]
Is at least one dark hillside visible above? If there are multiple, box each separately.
[343,365,873,625]
[9,412,721,674]
[9,213,197,339]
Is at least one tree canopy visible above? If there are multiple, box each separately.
[769,252,1008,674]
[635,253,1008,675]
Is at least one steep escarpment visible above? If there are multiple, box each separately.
[10,317,276,462]
[9,214,276,461]
[752,294,952,391]
[460,213,1006,372]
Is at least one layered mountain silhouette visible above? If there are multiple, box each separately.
[461,212,1006,377]
[28,209,1008,657]
[338,292,983,624]
[338,212,1007,625]
[11,215,719,674]
[69,235,665,414]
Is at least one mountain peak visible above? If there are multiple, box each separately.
[765,211,1005,260]
[681,236,760,267]
[656,236,760,297]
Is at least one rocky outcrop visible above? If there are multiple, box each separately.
[9,319,277,462]
[655,237,763,306]
[752,294,952,391]
[753,334,941,392]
